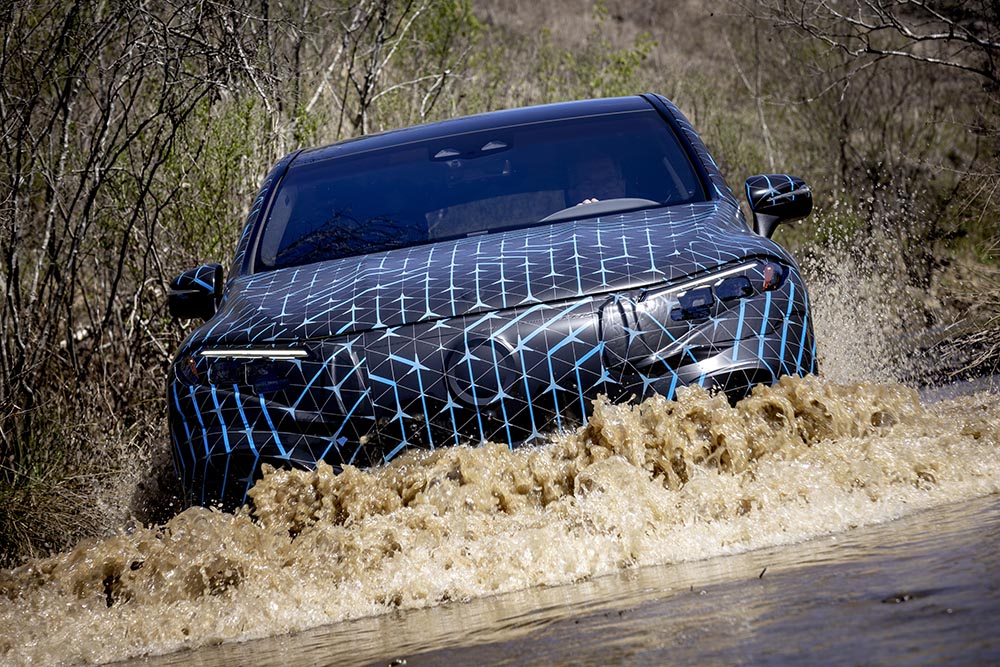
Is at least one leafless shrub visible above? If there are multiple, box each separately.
[750,0,1000,87]
[0,0,479,564]
[741,0,1000,364]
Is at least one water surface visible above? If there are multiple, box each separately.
[132,494,1000,666]
[2,377,998,665]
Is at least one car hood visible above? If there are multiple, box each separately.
[191,201,792,346]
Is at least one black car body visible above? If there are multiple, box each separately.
[168,94,816,506]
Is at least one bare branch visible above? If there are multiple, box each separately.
[753,0,999,85]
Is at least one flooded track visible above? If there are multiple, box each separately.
[2,376,999,665]
[132,494,1000,667]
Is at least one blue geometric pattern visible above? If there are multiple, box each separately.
[168,95,816,506]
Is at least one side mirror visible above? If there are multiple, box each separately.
[168,264,224,320]
[745,174,812,239]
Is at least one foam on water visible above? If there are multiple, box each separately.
[1,376,998,665]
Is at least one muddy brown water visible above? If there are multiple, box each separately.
[129,493,1000,667]
[1,376,999,666]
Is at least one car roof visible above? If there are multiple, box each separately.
[290,95,657,168]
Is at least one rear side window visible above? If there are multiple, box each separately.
[255,109,705,272]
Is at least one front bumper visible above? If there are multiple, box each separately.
[169,259,815,506]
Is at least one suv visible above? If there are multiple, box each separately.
[168,94,815,506]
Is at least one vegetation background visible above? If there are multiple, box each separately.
[1,0,997,565]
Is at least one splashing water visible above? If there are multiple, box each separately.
[1,375,998,665]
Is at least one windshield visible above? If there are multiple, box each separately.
[255,108,705,272]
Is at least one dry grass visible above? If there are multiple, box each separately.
[0,384,176,567]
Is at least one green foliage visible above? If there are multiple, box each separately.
[363,0,484,130]
[164,94,275,263]
[686,82,769,178]
[530,7,656,103]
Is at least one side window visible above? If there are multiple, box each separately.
[258,184,297,267]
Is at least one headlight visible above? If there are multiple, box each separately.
[601,260,791,368]
[639,260,788,322]
[198,348,307,359]
[173,347,308,389]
